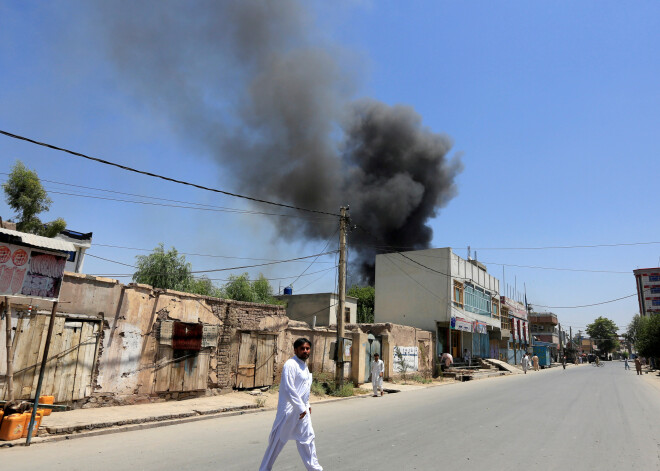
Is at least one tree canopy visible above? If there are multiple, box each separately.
[585,316,619,354]
[221,272,282,305]
[634,315,660,359]
[133,243,194,291]
[348,284,375,323]
[2,160,66,237]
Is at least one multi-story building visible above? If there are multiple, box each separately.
[274,292,358,326]
[374,248,501,361]
[500,297,529,364]
[633,268,660,317]
[530,312,560,360]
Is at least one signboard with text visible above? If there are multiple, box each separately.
[0,242,67,301]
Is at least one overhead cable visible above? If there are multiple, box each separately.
[0,129,340,217]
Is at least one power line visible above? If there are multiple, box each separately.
[90,265,338,282]
[85,250,338,276]
[0,129,340,217]
[289,228,339,289]
[533,293,638,309]
[91,243,336,264]
[351,240,660,252]
[44,189,335,220]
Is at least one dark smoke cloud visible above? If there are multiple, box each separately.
[92,0,462,284]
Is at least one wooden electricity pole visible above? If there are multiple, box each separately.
[3,297,14,401]
[335,206,349,388]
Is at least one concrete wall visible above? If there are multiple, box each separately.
[375,249,451,332]
[281,322,435,384]
[27,273,288,405]
[276,293,357,326]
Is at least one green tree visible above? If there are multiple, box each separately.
[636,315,660,359]
[184,276,223,298]
[133,243,193,291]
[221,272,282,305]
[2,160,66,237]
[348,285,375,323]
[586,316,619,355]
[625,315,644,350]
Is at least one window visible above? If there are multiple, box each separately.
[492,299,499,318]
[652,300,660,306]
[501,315,511,330]
[67,250,77,262]
[651,287,660,294]
[345,307,351,323]
[649,275,660,282]
[453,281,464,307]
[463,284,491,316]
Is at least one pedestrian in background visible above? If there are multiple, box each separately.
[463,348,471,366]
[562,355,566,370]
[635,357,642,375]
[440,352,453,372]
[522,353,530,374]
[532,354,539,371]
[370,353,384,397]
[624,357,630,370]
[260,338,323,471]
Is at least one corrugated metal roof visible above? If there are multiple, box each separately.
[0,227,76,252]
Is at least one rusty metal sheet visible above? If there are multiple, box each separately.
[172,322,202,351]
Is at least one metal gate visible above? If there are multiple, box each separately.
[236,332,276,389]
[363,335,381,383]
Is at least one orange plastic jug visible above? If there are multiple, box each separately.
[21,412,42,438]
[0,414,25,441]
[39,395,54,416]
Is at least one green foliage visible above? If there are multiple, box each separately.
[348,285,375,323]
[185,276,223,297]
[410,374,432,384]
[310,380,326,397]
[330,381,354,397]
[586,316,619,354]
[221,272,283,305]
[2,160,66,237]
[133,243,193,291]
[636,314,660,359]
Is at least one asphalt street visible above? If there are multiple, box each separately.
[3,363,660,470]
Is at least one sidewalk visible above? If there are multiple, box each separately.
[0,379,443,447]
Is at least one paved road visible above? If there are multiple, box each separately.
[4,363,660,470]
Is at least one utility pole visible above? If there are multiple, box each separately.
[335,206,349,388]
[3,297,14,401]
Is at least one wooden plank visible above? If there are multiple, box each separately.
[255,335,275,387]
[40,316,65,397]
[195,351,210,390]
[59,324,82,403]
[53,325,73,403]
[154,346,173,392]
[182,355,198,391]
[73,322,96,400]
[18,315,45,398]
[6,315,26,399]
[169,355,185,392]
[29,315,51,397]
[236,333,256,389]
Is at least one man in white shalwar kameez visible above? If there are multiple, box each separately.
[370,353,384,397]
[522,353,530,374]
[260,338,323,471]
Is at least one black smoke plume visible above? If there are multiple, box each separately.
[93,0,462,284]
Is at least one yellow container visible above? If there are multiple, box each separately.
[0,414,25,441]
[39,395,54,416]
[21,412,42,438]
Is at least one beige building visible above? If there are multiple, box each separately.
[375,248,501,360]
[275,292,358,326]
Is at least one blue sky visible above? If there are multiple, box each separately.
[1,1,658,334]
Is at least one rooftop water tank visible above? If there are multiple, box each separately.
[283,286,293,295]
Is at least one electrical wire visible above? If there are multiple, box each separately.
[0,129,340,217]
[85,250,338,276]
[91,243,336,264]
[288,228,339,289]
